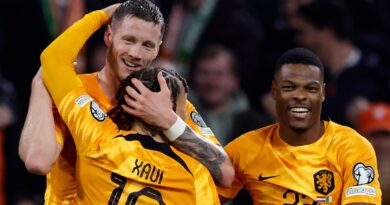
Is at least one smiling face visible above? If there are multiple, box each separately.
[272,63,325,132]
[105,16,162,82]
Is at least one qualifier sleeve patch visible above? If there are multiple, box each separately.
[90,101,107,122]
[353,162,374,186]
[190,111,207,128]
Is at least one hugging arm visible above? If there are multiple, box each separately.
[122,74,234,187]
[170,123,233,187]
[19,5,119,175]
[18,69,62,175]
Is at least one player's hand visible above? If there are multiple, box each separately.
[102,3,120,18]
[121,72,178,130]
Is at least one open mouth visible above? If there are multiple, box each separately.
[122,59,141,70]
[289,107,310,118]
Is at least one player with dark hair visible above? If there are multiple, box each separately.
[38,4,224,203]
[108,67,189,131]
[19,1,233,204]
[218,48,381,204]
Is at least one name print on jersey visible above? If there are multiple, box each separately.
[132,159,164,184]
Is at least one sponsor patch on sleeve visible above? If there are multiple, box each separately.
[190,111,214,136]
[190,111,207,128]
[346,185,376,197]
[200,127,214,136]
[90,101,107,122]
[75,95,92,107]
[353,162,375,185]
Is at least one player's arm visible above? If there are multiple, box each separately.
[341,133,381,204]
[217,135,246,201]
[167,117,233,187]
[22,7,117,175]
[18,68,62,175]
[122,74,234,187]
[41,7,117,104]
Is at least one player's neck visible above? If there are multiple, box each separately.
[97,66,120,103]
[132,121,167,143]
[279,121,324,146]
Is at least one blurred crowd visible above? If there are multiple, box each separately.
[0,0,389,204]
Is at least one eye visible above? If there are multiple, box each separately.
[306,86,319,92]
[281,85,294,91]
[143,42,155,49]
[123,36,136,44]
[123,39,134,45]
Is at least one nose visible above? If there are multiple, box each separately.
[293,88,307,101]
[128,45,142,59]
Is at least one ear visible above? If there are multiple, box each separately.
[271,80,277,100]
[321,83,326,102]
[155,44,160,58]
[104,25,113,47]
[153,40,162,58]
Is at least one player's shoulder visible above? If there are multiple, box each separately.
[78,72,97,82]
[185,100,200,121]
[235,123,276,141]
[225,124,277,153]
[185,99,195,110]
[326,121,373,149]
[224,124,277,170]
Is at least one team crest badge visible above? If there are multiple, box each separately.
[314,170,335,195]
[190,111,207,128]
[353,162,375,185]
[90,101,107,121]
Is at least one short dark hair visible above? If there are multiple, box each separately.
[297,1,352,40]
[275,47,324,78]
[108,67,188,131]
[111,0,166,37]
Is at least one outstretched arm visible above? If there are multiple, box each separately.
[20,5,119,175]
[122,73,234,187]
[41,5,118,104]
[18,68,62,175]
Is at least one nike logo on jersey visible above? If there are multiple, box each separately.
[258,173,279,181]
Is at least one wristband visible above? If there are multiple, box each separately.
[163,116,186,141]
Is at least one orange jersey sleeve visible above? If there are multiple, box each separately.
[184,100,221,146]
[41,10,108,105]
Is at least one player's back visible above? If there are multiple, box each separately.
[46,73,218,205]
[76,132,197,205]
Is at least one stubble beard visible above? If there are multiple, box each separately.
[107,45,122,84]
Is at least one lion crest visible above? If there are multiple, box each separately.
[314,170,335,195]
